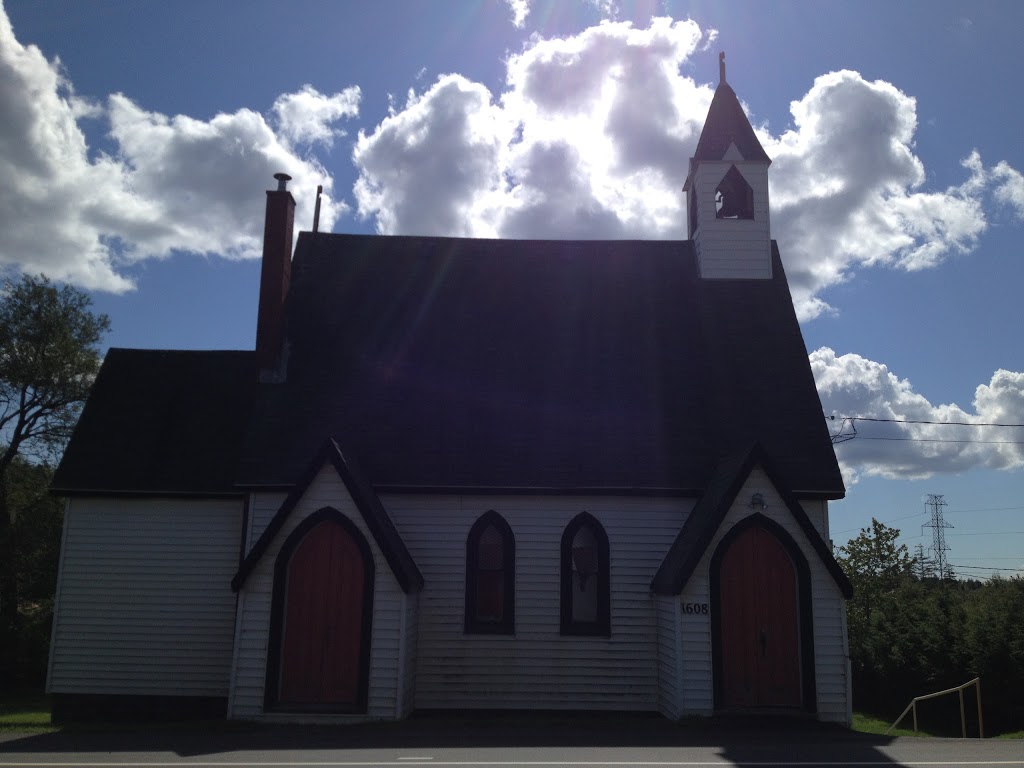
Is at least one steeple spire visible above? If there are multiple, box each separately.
[691,65,770,164]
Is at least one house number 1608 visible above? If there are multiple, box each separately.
[683,603,709,615]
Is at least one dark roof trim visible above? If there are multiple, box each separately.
[235,484,705,497]
[233,483,303,492]
[231,483,834,500]
[650,443,852,598]
[373,486,839,501]
[367,485,705,497]
[792,489,846,501]
[232,439,423,594]
[51,489,247,499]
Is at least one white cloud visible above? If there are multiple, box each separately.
[765,73,990,318]
[991,160,1024,219]
[587,0,620,19]
[106,94,346,262]
[353,75,510,237]
[354,17,710,240]
[0,5,356,290]
[811,348,1024,483]
[698,28,719,52]
[271,84,360,149]
[353,19,1024,321]
[0,6,132,290]
[506,0,530,28]
[5,4,1024,320]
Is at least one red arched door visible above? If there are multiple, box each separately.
[278,519,367,708]
[718,523,801,708]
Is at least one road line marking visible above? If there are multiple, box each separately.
[3,760,1024,767]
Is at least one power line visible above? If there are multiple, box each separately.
[948,505,1024,514]
[832,511,925,536]
[825,414,1024,445]
[834,517,1024,539]
[829,416,1024,428]
[847,436,1024,444]
[950,563,1023,572]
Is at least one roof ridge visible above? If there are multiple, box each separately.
[105,347,254,355]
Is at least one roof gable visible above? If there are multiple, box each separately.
[232,439,423,594]
[650,443,853,598]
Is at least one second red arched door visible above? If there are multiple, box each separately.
[278,519,367,709]
[718,523,802,709]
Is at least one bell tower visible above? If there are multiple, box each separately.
[684,53,773,279]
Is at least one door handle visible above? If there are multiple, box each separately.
[759,629,767,658]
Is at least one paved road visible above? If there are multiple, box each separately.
[0,714,1020,767]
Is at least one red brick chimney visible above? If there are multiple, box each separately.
[256,173,295,379]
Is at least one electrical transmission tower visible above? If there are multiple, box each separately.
[923,494,953,580]
[913,543,935,579]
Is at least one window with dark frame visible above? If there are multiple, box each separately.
[464,511,515,634]
[560,512,610,636]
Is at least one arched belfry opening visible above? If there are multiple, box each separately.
[715,165,754,220]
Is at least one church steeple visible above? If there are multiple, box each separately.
[684,53,773,279]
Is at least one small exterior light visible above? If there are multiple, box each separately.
[749,493,766,512]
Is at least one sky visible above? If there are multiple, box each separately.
[1,0,1022,579]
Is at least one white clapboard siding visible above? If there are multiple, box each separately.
[47,497,242,697]
[690,161,772,280]
[384,494,689,711]
[654,595,682,719]
[678,571,713,715]
[675,466,850,722]
[398,590,419,718]
[799,498,830,542]
[228,466,412,721]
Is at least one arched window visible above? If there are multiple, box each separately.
[560,512,610,636]
[465,511,515,634]
[715,165,754,220]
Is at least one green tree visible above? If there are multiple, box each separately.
[9,459,64,686]
[837,518,914,624]
[961,575,1024,733]
[836,518,916,709]
[0,275,108,683]
[839,519,1023,734]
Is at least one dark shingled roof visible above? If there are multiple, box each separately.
[52,349,255,495]
[234,232,844,497]
[232,439,423,594]
[693,81,771,164]
[53,233,843,500]
[650,443,853,598]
